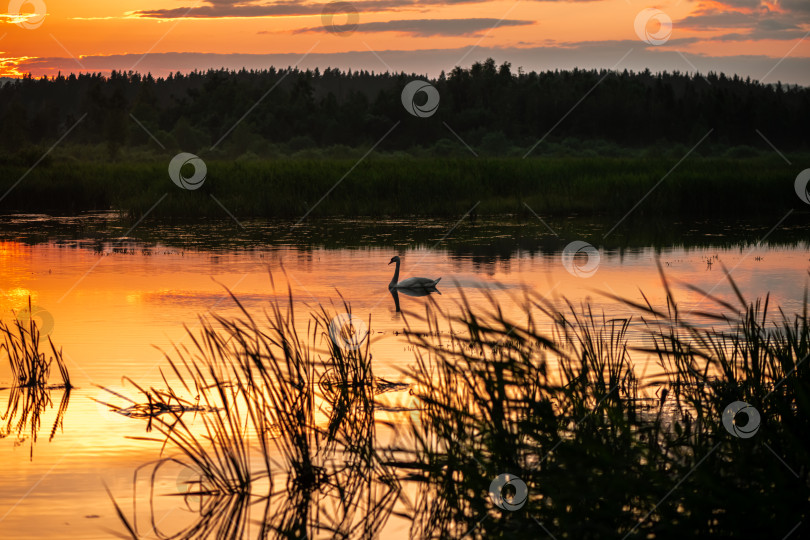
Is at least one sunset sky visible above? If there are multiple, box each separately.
[1,0,809,83]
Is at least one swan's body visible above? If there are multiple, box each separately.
[395,276,442,288]
[388,256,441,290]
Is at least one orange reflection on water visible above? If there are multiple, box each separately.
[0,239,808,538]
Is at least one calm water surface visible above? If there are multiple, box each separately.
[0,215,808,539]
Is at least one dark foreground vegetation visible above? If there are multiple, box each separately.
[0,298,72,459]
[0,154,804,219]
[98,270,809,538]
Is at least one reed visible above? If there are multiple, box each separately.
[396,269,809,538]
[105,271,809,538]
[0,155,801,220]
[104,276,399,539]
[0,298,72,459]
[0,298,71,389]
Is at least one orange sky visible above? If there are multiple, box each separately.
[1,0,809,81]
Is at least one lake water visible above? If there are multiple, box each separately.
[0,213,807,539]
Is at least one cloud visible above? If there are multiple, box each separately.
[8,43,810,85]
[0,56,34,77]
[711,28,808,40]
[679,10,760,29]
[697,0,806,14]
[706,16,809,41]
[134,1,323,19]
[675,0,809,42]
[781,0,810,14]
[678,9,805,30]
[710,0,767,8]
[290,17,534,36]
[133,0,598,19]
[555,37,701,49]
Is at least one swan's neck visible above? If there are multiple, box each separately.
[390,260,400,287]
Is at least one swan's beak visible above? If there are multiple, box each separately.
[388,260,394,265]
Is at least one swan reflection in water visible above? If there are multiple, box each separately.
[388,256,441,312]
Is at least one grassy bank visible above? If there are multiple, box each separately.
[0,154,805,221]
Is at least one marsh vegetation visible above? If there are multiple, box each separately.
[101,270,809,538]
[0,298,72,459]
[0,155,803,220]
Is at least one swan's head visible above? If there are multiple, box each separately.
[389,255,400,265]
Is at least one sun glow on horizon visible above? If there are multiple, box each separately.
[0,0,807,82]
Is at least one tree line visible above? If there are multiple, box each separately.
[1,58,807,159]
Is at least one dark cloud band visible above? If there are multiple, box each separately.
[291,17,535,36]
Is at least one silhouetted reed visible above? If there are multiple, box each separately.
[106,276,399,539]
[107,270,809,538]
[0,298,72,459]
[1,298,71,389]
[394,268,808,538]
[0,382,71,460]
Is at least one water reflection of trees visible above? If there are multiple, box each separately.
[2,216,807,266]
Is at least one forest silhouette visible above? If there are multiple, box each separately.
[0,59,806,219]
[1,58,808,159]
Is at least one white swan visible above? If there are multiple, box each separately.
[388,256,441,290]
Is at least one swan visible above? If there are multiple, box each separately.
[388,256,441,290]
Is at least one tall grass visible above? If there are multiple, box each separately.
[104,276,399,539]
[107,271,809,538]
[0,155,800,219]
[396,269,809,538]
[1,298,71,389]
[0,298,72,459]
[396,288,642,538]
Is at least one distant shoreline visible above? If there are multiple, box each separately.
[0,155,805,223]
